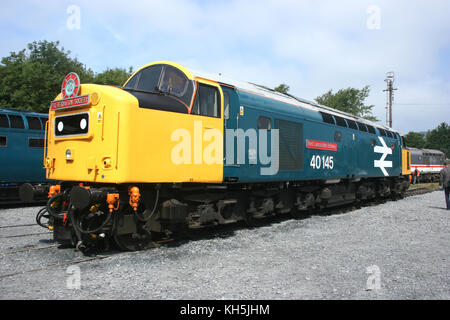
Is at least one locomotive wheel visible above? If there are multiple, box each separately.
[290,208,309,219]
[244,212,264,227]
[77,236,110,255]
[113,225,152,251]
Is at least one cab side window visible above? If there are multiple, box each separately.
[191,84,221,118]
[257,116,272,130]
[223,91,230,120]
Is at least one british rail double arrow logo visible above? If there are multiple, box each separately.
[374,136,392,176]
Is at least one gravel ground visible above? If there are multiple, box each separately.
[0,191,449,300]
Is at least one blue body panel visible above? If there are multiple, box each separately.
[0,109,48,184]
[223,88,402,183]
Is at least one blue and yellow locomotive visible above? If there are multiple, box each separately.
[0,108,49,204]
[33,61,411,252]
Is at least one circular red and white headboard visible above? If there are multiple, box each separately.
[61,72,81,99]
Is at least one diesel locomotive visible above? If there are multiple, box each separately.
[0,108,49,204]
[31,61,411,252]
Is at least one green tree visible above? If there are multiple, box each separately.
[425,122,450,157]
[93,67,133,86]
[404,131,426,148]
[404,123,450,157]
[315,86,378,121]
[274,83,290,94]
[0,40,94,113]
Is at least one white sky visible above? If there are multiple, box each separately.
[1,0,449,134]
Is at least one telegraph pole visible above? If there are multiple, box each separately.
[383,72,397,128]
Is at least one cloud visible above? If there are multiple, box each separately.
[0,0,449,133]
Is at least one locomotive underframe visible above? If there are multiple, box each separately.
[39,176,409,253]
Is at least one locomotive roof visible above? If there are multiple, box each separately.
[130,61,399,135]
[0,108,48,117]
[409,147,445,155]
[188,67,398,134]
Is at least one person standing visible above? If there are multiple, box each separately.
[439,160,450,210]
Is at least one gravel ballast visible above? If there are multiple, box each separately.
[0,191,449,300]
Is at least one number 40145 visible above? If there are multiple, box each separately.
[310,155,334,169]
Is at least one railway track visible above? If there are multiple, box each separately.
[0,231,52,239]
[0,254,111,279]
[405,187,438,197]
[0,223,37,229]
[0,238,176,279]
[0,244,59,255]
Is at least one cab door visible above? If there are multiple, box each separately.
[221,85,241,180]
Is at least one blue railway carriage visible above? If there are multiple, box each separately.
[0,109,49,203]
[35,61,411,252]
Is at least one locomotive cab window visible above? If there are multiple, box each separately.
[124,64,195,114]
[0,114,9,128]
[0,136,6,147]
[191,84,220,118]
[159,66,189,97]
[124,72,138,89]
[136,65,163,92]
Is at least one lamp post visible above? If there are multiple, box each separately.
[383,72,397,128]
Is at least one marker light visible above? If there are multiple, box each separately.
[80,118,87,130]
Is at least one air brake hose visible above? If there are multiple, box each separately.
[36,207,50,229]
[134,189,160,222]
[67,204,82,242]
[75,211,112,234]
[46,193,65,219]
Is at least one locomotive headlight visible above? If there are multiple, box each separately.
[57,121,64,132]
[80,118,87,130]
[65,149,73,160]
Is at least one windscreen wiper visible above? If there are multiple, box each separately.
[122,87,161,95]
